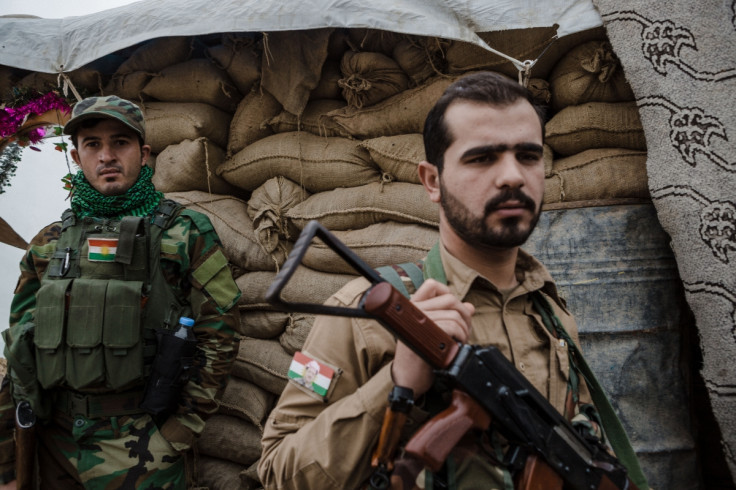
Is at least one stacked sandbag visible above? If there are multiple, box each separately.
[104,37,195,101]
[544,40,647,205]
[3,26,647,488]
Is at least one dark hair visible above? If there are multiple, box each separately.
[423,72,546,172]
[70,118,145,148]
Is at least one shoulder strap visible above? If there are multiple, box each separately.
[531,292,649,490]
[375,242,446,298]
[152,199,184,229]
[60,208,76,231]
[376,261,425,298]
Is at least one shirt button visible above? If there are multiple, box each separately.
[519,362,526,371]
[74,417,86,428]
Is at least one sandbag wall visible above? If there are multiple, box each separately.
[0,26,692,489]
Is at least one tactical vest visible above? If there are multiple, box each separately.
[32,200,190,392]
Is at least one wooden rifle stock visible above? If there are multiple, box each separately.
[371,407,408,472]
[14,401,36,490]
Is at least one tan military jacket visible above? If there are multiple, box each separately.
[259,243,591,489]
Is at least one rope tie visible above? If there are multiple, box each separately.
[478,33,558,87]
[57,71,83,102]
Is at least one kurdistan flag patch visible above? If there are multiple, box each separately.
[288,351,334,397]
[88,238,118,262]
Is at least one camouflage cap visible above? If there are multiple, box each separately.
[63,95,145,140]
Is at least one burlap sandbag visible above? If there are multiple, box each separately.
[19,68,103,95]
[327,29,351,60]
[247,177,310,252]
[219,376,275,429]
[239,310,293,339]
[197,414,262,465]
[279,314,315,356]
[393,36,450,87]
[207,37,261,95]
[142,59,241,113]
[232,337,292,395]
[115,36,192,74]
[360,134,425,184]
[164,191,292,274]
[103,71,152,101]
[545,102,645,156]
[267,99,346,137]
[261,28,332,115]
[445,27,557,78]
[544,144,554,178]
[236,269,357,310]
[310,59,343,100]
[286,182,439,231]
[339,51,409,109]
[549,41,635,111]
[347,28,407,55]
[227,86,282,157]
[196,456,250,490]
[528,78,551,106]
[321,75,460,139]
[543,148,649,204]
[152,138,240,195]
[302,221,438,274]
[218,132,380,193]
[142,102,231,154]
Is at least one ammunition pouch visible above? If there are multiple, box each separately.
[34,278,146,391]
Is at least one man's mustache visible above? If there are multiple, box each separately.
[97,164,122,174]
[484,189,537,216]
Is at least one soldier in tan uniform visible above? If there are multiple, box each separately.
[259,72,602,489]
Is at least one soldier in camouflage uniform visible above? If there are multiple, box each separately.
[0,96,241,489]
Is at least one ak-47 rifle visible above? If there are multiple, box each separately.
[266,220,640,490]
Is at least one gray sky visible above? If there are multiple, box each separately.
[0,0,137,351]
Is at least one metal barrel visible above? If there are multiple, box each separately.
[525,204,700,490]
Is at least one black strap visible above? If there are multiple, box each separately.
[60,209,76,231]
[152,199,182,229]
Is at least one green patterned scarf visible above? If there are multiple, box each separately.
[71,165,163,219]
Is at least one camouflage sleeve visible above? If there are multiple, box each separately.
[0,223,60,483]
[158,212,240,452]
[8,223,61,327]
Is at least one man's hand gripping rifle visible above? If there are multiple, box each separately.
[265,221,638,490]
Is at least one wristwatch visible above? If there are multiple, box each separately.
[388,385,414,413]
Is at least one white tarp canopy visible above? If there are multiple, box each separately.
[0,0,602,74]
